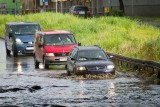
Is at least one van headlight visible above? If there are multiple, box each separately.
[107,65,114,69]
[76,66,86,71]
[16,38,23,44]
[46,53,55,56]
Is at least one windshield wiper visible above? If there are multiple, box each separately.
[89,58,106,60]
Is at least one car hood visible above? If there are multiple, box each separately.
[15,35,34,42]
[44,44,77,53]
[76,60,114,67]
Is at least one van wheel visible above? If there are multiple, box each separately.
[34,57,39,69]
[44,60,49,69]
[13,51,18,57]
[67,67,71,76]
[12,45,18,57]
[6,47,11,56]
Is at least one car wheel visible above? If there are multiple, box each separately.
[65,65,67,70]
[5,46,11,56]
[12,45,18,57]
[34,56,39,69]
[13,50,18,57]
[66,65,71,76]
[73,68,77,75]
[67,69,71,76]
[44,60,49,69]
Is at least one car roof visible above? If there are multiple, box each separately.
[37,30,72,35]
[6,22,39,26]
[75,46,103,51]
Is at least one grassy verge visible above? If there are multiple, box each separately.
[0,12,160,62]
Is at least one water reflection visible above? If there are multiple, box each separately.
[6,55,34,73]
[79,80,85,98]
[108,82,116,98]
[17,61,23,74]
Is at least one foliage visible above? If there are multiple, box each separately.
[0,12,160,62]
[112,10,124,16]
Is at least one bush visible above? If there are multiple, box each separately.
[112,10,124,16]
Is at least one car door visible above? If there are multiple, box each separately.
[5,25,13,51]
[68,48,77,72]
[35,34,43,63]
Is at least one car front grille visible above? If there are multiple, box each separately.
[87,66,105,71]
[54,52,69,57]
[23,42,33,44]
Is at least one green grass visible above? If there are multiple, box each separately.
[0,12,160,62]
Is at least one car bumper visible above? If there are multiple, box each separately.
[76,69,115,75]
[45,56,67,65]
[87,69,115,75]
[16,44,34,54]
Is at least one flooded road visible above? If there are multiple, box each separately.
[0,39,160,107]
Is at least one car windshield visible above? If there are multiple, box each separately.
[74,6,89,11]
[44,34,76,46]
[77,50,108,61]
[12,25,40,35]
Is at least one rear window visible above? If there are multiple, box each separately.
[74,6,89,11]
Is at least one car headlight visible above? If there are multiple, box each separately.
[107,65,115,69]
[16,38,23,44]
[46,53,55,56]
[76,66,86,71]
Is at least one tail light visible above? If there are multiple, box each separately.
[87,11,91,15]
[72,11,78,15]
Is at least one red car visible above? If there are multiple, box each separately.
[34,30,80,69]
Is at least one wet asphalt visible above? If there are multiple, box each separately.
[0,39,160,107]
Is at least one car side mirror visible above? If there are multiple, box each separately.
[71,57,75,60]
[78,42,81,46]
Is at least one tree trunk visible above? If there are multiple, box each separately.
[119,0,125,15]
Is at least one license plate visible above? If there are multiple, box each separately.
[60,58,67,61]
[26,47,34,50]
[79,11,85,14]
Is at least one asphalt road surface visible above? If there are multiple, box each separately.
[0,39,160,107]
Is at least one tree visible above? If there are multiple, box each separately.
[119,0,125,15]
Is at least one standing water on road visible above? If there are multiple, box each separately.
[0,39,160,107]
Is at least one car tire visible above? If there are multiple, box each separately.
[34,56,39,69]
[5,46,11,56]
[13,50,18,57]
[5,43,11,56]
[12,45,18,57]
[67,69,71,76]
[44,60,49,69]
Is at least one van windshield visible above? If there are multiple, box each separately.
[12,25,40,35]
[44,34,76,46]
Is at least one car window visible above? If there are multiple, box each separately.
[74,6,89,11]
[44,34,76,46]
[12,25,40,35]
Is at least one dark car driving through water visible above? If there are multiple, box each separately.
[67,46,115,76]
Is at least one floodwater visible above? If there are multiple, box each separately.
[0,39,160,107]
